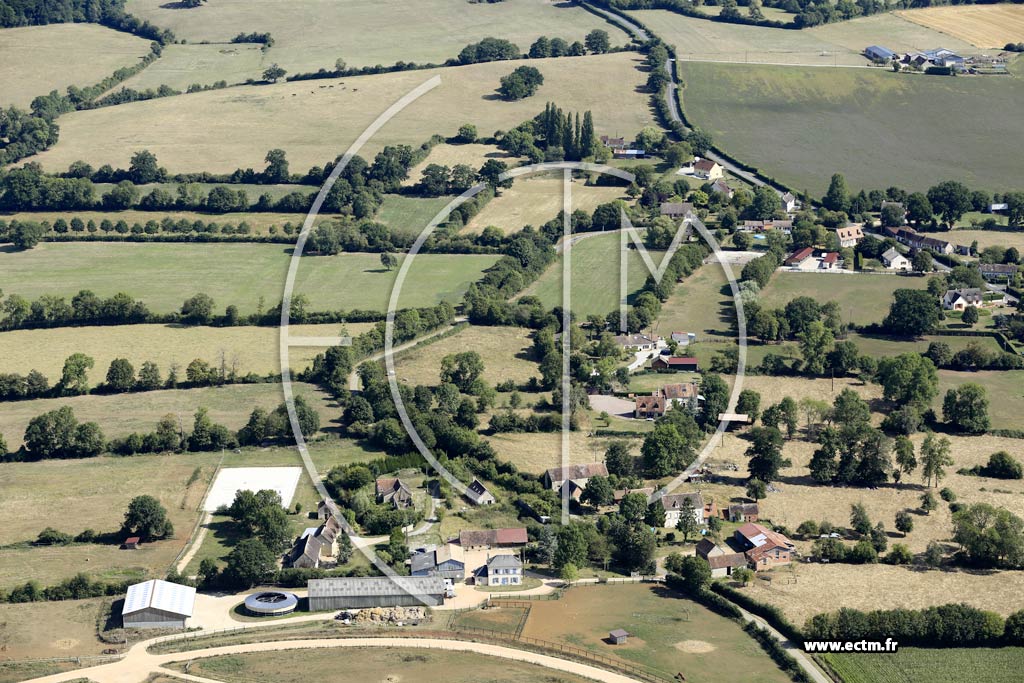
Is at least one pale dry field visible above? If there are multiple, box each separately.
[898,5,1024,48]
[0,597,109,660]
[118,43,268,91]
[403,143,522,186]
[27,53,655,174]
[0,322,374,379]
[466,174,627,234]
[393,325,538,387]
[126,0,626,72]
[949,229,1024,252]
[488,430,619,474]
[0,24,151,108]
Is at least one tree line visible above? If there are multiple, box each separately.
[0,0,174,43]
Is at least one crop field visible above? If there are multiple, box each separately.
[521,584,791,683]
[27,53,655,174]
[465,174,628,234]
[392,325,538,387]
[403,143,522,186]
[126,0,626,73]
[630,10,973,66]
[1,209,309,233]
[820,646,1024,683]
[757,273,931,326]
[0,24,152,108]
[679,61,1024,194]
[898,5,1024,48]
[936,369,1024,430]
[118,43,268,92]
[523,231,664,318]
[0,243,499,314]
[374,194,454,238]
[173,647,595,683]
[0,597,109,661]
[0,382,334,450]
[0,322,374,379]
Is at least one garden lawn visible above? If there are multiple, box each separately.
[678,61,1024,194]
[521,583,791,683]
[0,242,499,314]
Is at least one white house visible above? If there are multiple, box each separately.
[613,333,660,351]
[943,288,984,311]
[693,158,724,181]
[660,492,704,529]
[781,192,801,213]
[479,554,523,587]
[881,247,911,271]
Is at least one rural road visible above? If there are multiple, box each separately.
[735,607,832,683]
[346,317,468,390]
[22,635,647,683]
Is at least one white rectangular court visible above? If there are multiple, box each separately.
[204,467,302,512]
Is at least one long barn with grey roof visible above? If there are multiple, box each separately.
[307,576,446,611]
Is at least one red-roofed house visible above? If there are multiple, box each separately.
[734,523,795,570]
[783,247,814,267]
[650,356,699,372]
[693,158,724,180]
[821,251,839,269]
[635,395,667,419]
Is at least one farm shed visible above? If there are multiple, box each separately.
[307,576,446,611]
[122,579,196,629]
[609,629,629,644]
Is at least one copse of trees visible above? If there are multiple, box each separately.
[498,66,545,101]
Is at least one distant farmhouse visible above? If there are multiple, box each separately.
[459,527,528,550]
[734,523,796,570]
[833,224,864,248]
[476,554,524,587]
[543,463,609,492]
[376,477,414,509]
[635,395,667,419]
[660,492,704,529]
[693,158,724,181]
[660,202,694,219]
[614,333,660,352]
[465,478,496,506]
[659,382,701,413]
[943,288,985,311]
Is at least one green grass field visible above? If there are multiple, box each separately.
[819,647,1024,683]
[522,584,791,683]
[0,242,498,314]
[653,263,735,341]
[0,322,376,379]
[374,194,454,238]
[117,43,268,91]
[758,273,930,326]
[0,382,334,451]
[936,369,1024,430]
[523,232,664,318]
[27,53,654,174]
[679,61,1024,194]
[392,325,538,387]
[0,24,152,108]
[126,0,626,73]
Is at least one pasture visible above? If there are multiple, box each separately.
[898,5,1024,48]
[487,431,615,475]
[465,174,627,234]
[757,272,931,326]
[678,61,1024,194]
[949,229,1024,252]
[0,242,499,314]
[392,325,539,387]
[118,43,267,91]
[0,382,334,450]
[819,647,1024,683]
[27,53,655,174]
[0,24,151,108]
[125,0,626,72]
[0,322,375,379]
[630,9,973,66]
[522,231,663,318]
[374,194,453,238]
[172,647,595,683]
[521,583,791,683]
[0,597,109,661]
[936,369,1024,431]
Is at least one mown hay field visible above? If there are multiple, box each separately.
[466,174,627,234]
[678,61,1024,194]
[0,24,152,108]
[522,231,664,318]
[522,583,791,683]
[820,647,1024,683]
[174,647,596,683]
[949,228,1024,252]
[392,325,538,387]
[0,242,499,314]
[26,53,655,174]
[0,322,375,379]
[898,4,1024,48]
[374,194,453,238]
[118,43,268,91]
[126,0,627,72]
[630,9,974,66]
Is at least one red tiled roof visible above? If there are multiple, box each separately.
[822,252,839,264]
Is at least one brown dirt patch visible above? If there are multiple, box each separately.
[675,640,716,653]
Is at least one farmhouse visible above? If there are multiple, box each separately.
[635,395,667,419]
[613,333,659,351]
[726,503,760,523]
[864,45,895,62]
[411,544,465,580]
[659,382,701,413]
[660,202,694,219]
[122,579,195,629]
[709,179,733,198]
[307,576,446,611]
[650,356,699,372]
[833,224,864,248]
[739,219,794,233]
[476,554,523,587]
[660,492,704,529]
[943,288,984,311]
[784,248,841,271]
[543,463,608,491]
[979,263,1017,281]
[881,247,911,271]
[696,540,748,578]
[465,478,496,505]
[459,527,528,550]
[316,498,338,520]
[734,523,795,570]
[288,514,344,569]
[376,477,414,509]
[781,191,801,213]
[693,158,724,180]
